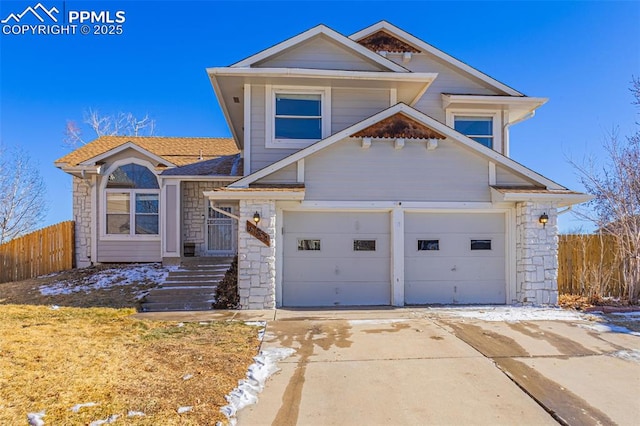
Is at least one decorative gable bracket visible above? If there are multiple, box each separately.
[353,113,445,150]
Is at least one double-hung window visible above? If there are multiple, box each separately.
[105,163,159,236]
[454,116,494,148]
[267,87,330,148]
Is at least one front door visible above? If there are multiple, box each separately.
[206,205,235,255]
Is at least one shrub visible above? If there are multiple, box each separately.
[213,256,239,309]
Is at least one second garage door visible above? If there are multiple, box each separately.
[283,211,391,307]
[405,212,506,305]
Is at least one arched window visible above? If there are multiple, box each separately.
[105,163,159,235]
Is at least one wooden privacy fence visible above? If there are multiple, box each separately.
[0,221,74,284]
[558,234,624,298]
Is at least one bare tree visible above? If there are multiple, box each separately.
[64,108,156,147]
[0,146,48,244]
[570,77,640,301]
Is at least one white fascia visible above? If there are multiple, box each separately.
[207,67,437,83]
[490,188,593,206]
[204,190,305,201]
[230,24,409,73]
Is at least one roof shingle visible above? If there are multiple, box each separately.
[55,136,238,168]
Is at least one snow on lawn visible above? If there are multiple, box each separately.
[39,264,170,296]
[427,306,591,322]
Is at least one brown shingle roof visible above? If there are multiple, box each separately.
[55,136,238,167]
[352,113,446,140]
[161,154,243,177]
[356,30,420,54]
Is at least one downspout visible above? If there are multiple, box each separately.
[557,206,573,215]
[503,110,535,157]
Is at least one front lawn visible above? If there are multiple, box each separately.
[0,304,259,425]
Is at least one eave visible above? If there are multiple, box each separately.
[204,186,305,201]
[490,186,593,207]
[442,94,548,124]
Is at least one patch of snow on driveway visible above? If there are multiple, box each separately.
[39,264,169,296]
[609,349,640,363]
[427,306,591,322]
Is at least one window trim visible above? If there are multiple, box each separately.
[265,85,331,148]
[100,159,160,241]
[446,109,500,152]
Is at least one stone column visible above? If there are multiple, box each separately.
[237,200,276,309]
[72,176,92,268]
[515,201,559,305]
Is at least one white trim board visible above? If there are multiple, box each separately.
[79,141,177,168]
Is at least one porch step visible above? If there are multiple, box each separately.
[139,301,215,312]
[140,257,233,312]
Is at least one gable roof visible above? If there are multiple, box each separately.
[350,21,524,97]
[356,30,421,53]
[230,103,564,190]
[161,154,243,177]
[230,24,409,73]
[55,136,238,168]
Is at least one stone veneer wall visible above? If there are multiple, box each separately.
[515,201,559,305]
[181,181,229,256]
[72,176,92,268]
[237,200,276,309]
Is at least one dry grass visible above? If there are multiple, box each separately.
[0,264,158,309]
[0,304,259,425]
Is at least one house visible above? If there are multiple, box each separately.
[55,21,591,309]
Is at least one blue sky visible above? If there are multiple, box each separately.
[1,0,639,233]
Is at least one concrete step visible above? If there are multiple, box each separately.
[140,301,214,312]
[165,275,225,282]
[180,257,234,267]
[160,281,220,287]
[144,293,215,303]
[149,286,217,296]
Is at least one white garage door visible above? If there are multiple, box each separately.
[405,213,506,305]
[283,212,391,307]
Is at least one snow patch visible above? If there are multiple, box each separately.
[177,406,193,414]
[245,321,267,340]
[127,411,145,417]
[430,306,590,322]
[71,402,98,412]
[27,411,45,426]
[609,349,640,363]
[39,264,169,296]
[611,311,640,319]
[89,414,119,425]
[182,373,194,381]
[220,347,296,425]
[578,323,640,336]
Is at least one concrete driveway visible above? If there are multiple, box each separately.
[236,308,640,426]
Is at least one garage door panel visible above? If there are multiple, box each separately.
[406,280,505,305]
[405,234,505,255]
[285,212,388,233]
[285,233,390,258]
[283,281,390,307]
[405,257,505,281]
[405,212,505,233]
[283,257,389,281]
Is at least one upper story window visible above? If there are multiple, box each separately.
[105,163,159,236]
[454,116,493,148]
[266,86,331,148]
[275,93,322,139]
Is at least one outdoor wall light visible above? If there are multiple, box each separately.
[539,212,549,228]
[253,212,261,225]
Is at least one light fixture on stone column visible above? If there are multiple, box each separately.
[539,212,549,228]
[253,211,261,225]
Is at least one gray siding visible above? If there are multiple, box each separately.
[255,35,386,71]
[304,137,490,202]
[406,55,504,123]
[258,163,297,183]
[496,165,538,186]
[332,88,390,133]
[250,84,299,173]
[97,240,161,263]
